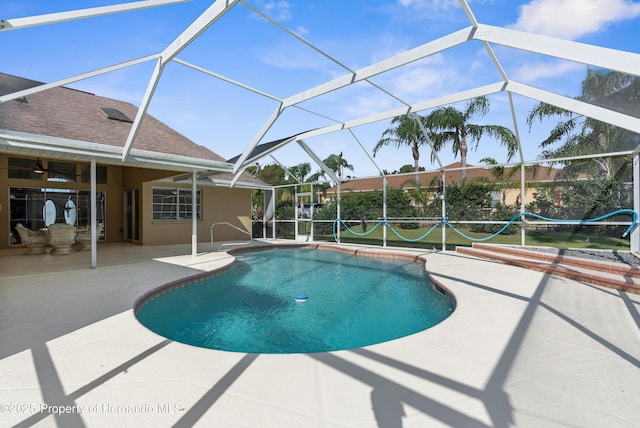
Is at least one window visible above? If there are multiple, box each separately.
[8,187,106,245]
[490,191,501,208]
[8,157,42,180]
[80,164,108,184]
[7,158,107,183]
[152,188,201,221]
[47,161,77,182]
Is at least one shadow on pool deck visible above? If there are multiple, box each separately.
[1,241,639,427]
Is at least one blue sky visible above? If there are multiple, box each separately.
[2,0,640,179]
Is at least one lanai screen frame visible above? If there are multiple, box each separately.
[1,0,639,252]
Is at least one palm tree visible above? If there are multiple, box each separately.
[427,96,517,182]
[526,70,639,180]
[286,162,312,183]
[374,114,429,174]
[322,152,354,181]
[580,68,638,113]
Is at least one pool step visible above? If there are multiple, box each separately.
[456,244,640,295]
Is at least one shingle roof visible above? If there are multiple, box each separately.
[0,72,225,162]
[226,135,294,164]
[330,162,576,194]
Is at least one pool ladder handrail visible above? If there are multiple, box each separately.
[210,221,253,251]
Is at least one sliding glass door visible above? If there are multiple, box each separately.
[9,187,106,245]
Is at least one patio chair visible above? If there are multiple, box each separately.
[46,223,76,255]
[74,223,104,251]
[15,223,50,254]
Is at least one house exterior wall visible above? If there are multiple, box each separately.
[1,155,122,249]
[1,155,252,249]
[141,181,251,245]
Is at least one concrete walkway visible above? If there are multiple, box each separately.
[1,241,639,427]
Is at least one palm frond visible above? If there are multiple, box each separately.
[526,102,575,131]
[539,118,579,147]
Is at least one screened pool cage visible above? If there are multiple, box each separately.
[3,1,639,255]
[251,154,639,253]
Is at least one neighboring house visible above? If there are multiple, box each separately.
[326,162,586,209]
[0,72,263,250]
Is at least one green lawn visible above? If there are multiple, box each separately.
[314,223,631,251]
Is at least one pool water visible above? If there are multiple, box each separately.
[135,248,455,353]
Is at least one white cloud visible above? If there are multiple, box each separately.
[257,44,329,70]
[511,59,584,82]
[390,64,458,100]
[261,0,293,22]
[397,0,459,11]
[295,26,309,36]
[511,0,640,39]
[334,57,459,120]
[248,1,293,22]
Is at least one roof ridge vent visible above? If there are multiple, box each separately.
[100,107,133,123]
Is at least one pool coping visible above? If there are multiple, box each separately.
[2,241,638,427]
[134,242,457,317]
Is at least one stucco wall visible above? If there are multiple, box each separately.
[141,181,251,246]
[1,156,252,249]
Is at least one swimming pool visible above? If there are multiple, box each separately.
[135,246,455,353]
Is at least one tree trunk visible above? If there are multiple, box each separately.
[412,141,420,186]
[460,136,468,183]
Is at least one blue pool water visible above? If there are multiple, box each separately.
[135,248,455,353]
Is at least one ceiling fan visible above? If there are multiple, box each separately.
[2,157,82,180]
[32,158,80,179]
[33,158,46,174]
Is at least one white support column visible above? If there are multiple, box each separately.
[336,183,341,244]
[262,189,267,240]
[91,159,97,269]
[441,171,446,251]
[192,171,197,257]
[520,165,526,247]
[294,185,299,240]
[383,176,387,248]
[271,188,276,240]
[310,184,314,242]
[633,153,640,253]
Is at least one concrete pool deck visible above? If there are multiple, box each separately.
[0,241,639,427]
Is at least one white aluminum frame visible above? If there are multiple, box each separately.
[2,0,639,252]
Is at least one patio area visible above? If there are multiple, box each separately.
[0,241,639,427]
